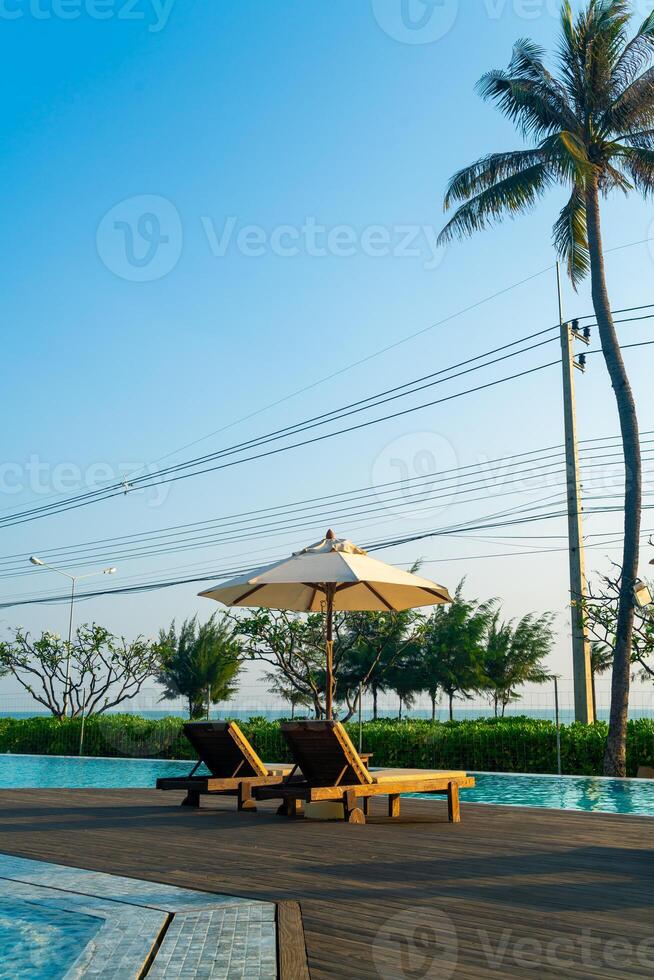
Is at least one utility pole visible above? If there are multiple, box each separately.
[557,262,595,724]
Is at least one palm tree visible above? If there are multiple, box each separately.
[418,583,495,721]
[157,614,243,719]
[481,611,555,717]
[439,0,651,776]
[590,641,614,718]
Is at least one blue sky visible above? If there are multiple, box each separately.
[2,0,654,708]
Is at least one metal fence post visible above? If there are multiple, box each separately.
[554,677,562,776]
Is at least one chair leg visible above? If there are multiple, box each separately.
[238,782,257,812]
[343,790,365,824]
[447,781,460,823]
[362,797,370,817]
[181,790,200,808]
[277,797,303,818]
[388,794,401,819]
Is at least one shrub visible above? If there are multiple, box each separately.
[0,714,652,777]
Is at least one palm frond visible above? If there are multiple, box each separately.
[478,44,577,140]
[604,65,654,132]
[443,148,548,208]
[540,131,595,183]
[558,2,587,113]
[508,37,548,78]
[581,1,631,115]
[552,186,590,288]
[439,164,554,245]
[612,10,654,90]
[618,144,654,195]
[599,160,633,194]
[621,128,654,149]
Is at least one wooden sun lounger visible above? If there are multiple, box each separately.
[156,721,292,811]
[255,720,475,824]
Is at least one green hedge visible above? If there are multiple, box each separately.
[1,714,653,777]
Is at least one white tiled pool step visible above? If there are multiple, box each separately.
[0,853,277,979]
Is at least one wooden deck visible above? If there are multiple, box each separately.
[0,788,652,978]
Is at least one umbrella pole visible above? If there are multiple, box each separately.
[325,585,335,720]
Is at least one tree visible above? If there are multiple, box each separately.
[237,609,354,719]
[384,641,422,720]
[438,0,652,775]
[590,641,614,718]
[240,604,421,721]
[0,624,162,719]
[417,584,495,720]
[584,571,654,705]
[337,608,422,721]
[158,614,242,720]
[265,671,313,718]
[336,638,390,721]
[481,611,555,717]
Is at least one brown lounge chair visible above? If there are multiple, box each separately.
[638,766,654,779]
[156,721,292,811]
[255,720,475,824]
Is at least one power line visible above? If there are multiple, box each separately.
[2,433,652,581]
[1,305,650,534]
[140,265,559,471]
[1,329,561,519]
[4,443,651,579]
[3,499,651,611]
[0,356,562,530]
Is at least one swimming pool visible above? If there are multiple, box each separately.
[0,895,102,979]
[1,754,652,816]
[0,853,276,980]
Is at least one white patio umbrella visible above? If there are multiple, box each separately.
[199,529,452,719]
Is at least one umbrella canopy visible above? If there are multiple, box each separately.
[200,531,452,612]
[200,529,452,717]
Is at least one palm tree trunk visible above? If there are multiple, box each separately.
[585,179,642,777]
[372,687,378,721]
[431,692,437,722]
[449,693,454,722]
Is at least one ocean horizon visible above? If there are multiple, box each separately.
[2,706,653,724]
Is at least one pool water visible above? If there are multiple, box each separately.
[424,771,654,816]
[0,897,102,979]
[1,754,652,816]
[0,753,193,790]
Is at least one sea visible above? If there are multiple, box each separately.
[2,707,654,723]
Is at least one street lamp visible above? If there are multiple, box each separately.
[28,558,117,716]
[634,579,653,610]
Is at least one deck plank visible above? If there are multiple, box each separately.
[0,789,651,978]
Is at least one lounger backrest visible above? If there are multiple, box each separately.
[183,721,268,778]
[281,720,374,787]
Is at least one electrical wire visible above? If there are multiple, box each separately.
[3,499,650,610]
[0,356,563,530]
[4,444,652,580]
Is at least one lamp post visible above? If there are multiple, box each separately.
[28,558,117,717]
